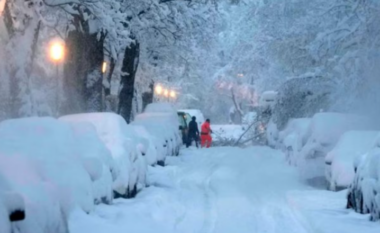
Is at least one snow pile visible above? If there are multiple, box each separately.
[347,134,380,221]
[298,113,374,182]
[0,117,96,233]
[212,124,246,146]
[325,131,378,191]
[278,118,311,165]
[60,113,145,198]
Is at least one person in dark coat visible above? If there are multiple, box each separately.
[187,116,199,148]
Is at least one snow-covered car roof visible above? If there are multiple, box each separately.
[308,112,375,145]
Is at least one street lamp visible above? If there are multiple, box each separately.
[155,84,163,95]
[102,61,107,74]
[163,89,169,98]
[49,40,65,116]
[170,90,176,99]
[49,41,65,62]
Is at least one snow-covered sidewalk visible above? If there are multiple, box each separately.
[69,146,380,233]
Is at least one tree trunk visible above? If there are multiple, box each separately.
[118,40,140,123]
[63,15,105,114]
[142,81,154,110]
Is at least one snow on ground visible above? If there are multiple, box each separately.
[69,146,380,233]
[212,124,246,145]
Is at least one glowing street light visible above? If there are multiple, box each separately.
[237,73,244,78]
[48,40,65,117]
[49,41,65,62]
[163,89,169,97]
[102,61,107,74]
[170,90,176,98]
[155,84,163,95]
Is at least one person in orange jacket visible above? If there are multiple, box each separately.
[200,119,213,148]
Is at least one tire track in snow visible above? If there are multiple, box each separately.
[173,152,220,233]
[201,162,218,233]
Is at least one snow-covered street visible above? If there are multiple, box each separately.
[69,146,380,233]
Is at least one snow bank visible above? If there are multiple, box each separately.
[0,117,94,233]
[298,113,375,182]
[325,131,378,190]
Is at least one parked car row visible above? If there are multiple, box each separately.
[270,112,377,189]
[0,103,181,233]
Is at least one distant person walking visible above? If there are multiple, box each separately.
[201,119,213,148]
[187,116,199,148]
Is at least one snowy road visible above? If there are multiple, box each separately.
[70,146,380,233]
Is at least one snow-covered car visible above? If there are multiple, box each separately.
[325,131,378,191]
[60,113,145,198]
[347,136,380,221]
[0,173,25,233]
[130,125,159,166]
[298,113,375,184]
[278,118,311,165]
[134,112,181,158]
[178,109,205,128]
[141,103,182,155]
[66,122,116,204]
[0,117,94,233]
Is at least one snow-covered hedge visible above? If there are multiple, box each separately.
[347,136,380,221]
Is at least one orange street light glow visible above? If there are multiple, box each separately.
[164,89,169,97]
[170,90,176,98]
[155,85,163,95]
[49,41,65,62]
[102,62,107,74]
